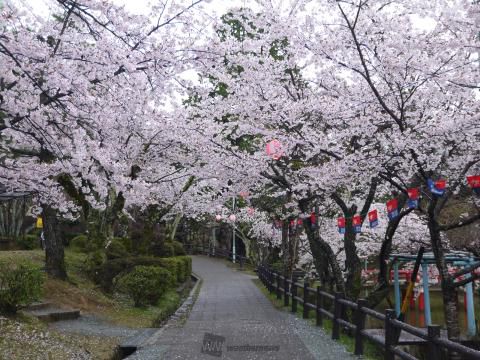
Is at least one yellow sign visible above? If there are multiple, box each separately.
[36,217,43,229]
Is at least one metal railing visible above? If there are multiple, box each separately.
[257,264,480,360]
[184,243,249,269]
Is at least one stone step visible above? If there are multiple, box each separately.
[121,328,158,349]
[24,301,52,311]
[23,306,81,323]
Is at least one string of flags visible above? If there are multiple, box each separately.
[272,175,479,235]
[335,175,479,234]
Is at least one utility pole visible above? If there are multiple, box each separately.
[232,197,236,263]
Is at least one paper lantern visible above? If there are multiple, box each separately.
[368,210,378,228]
[215,214,222,221]
[266,139,283,160]
[247,207,255,215]
[239,191,250,199]
[428,178,446,196]
[229,214,236,222]
[352,215,362,233]
[36,216,43,229]
[467,175,480,195]
[407,188,420,209]
[387,198,399,220]
[337,217,346,234]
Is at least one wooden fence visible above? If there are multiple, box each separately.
[257,265,480,360]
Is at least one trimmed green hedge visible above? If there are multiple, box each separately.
[98,256,192,292]
[116,266,175,307]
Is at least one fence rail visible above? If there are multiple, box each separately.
[184,243,249,269]
[257,265,480,360]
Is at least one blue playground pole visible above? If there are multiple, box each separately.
[394,262,401,317]
[465,271,476,336]
[421,263,432,326]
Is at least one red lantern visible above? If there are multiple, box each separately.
[352,215,362,233]
[337,217,346,234]
[467,175,480,195]
[266,139,283,160]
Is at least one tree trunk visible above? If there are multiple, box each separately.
[303,217,345,293]
[42,205,67,280]
[343,211,362,300]
[281,221,290,277]
[427,210,461,360]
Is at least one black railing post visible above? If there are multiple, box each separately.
[291,277,298,313]
[332,292,343,340]
[284,275,289,307]
[354,298,367,356]
[268,269,273,294]
[303,281,309,319]
[427,325,441,360]
[276,274,281,299]
[384,309,396,360]
[316,286,323,326]
[269,270,274,293]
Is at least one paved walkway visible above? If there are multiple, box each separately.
[130,256,356,360]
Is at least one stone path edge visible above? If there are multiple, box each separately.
[121,272,203,352]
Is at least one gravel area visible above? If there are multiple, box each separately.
[50,313,138,338]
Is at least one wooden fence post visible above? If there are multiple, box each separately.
[276,274,281,299]
[384,309,396,360]
[316,286,323,326]
[303,281,309,319]
[332,292,343,340]
[284,275,289,307]
[354,298,367,355]
[291,277,298,313]
[427,325,441,360]
[269,270,274,293]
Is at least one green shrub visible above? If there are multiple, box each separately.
[116,266,175,307]
[177,256,192,278]
[63,232,82,245]
[159,242,175,257]
[105,239,128,260]
[270,261,283,274]
[171,241,186,256]
[115,237,132,252]
[85,250,106,280]
[70,234,88,252]
[0,262,44,313]
[98,256,192,291]
[15,235,39,250]
[157,258,185,283]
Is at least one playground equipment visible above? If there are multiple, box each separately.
[390,250,480,336]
